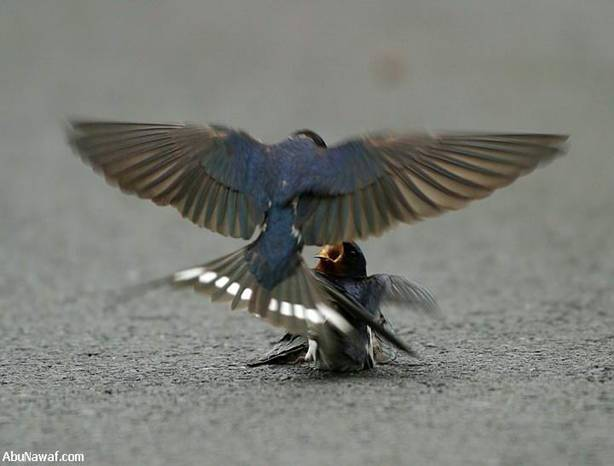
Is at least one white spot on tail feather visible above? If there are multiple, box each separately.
[268,299,279,312]
[226,282,240,296]
[199,271,217,284]
[280,301,292,316]
[318,304,353,334]
[241,288,252,301]
[305,308,324,325]
[173,267,205,282]
[214,276,229,288]
[293,304,305,320]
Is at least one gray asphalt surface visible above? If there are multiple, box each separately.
[1,1,613,465]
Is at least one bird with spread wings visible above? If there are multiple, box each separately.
[68,121,567,358]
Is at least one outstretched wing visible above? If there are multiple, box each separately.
[297,132,568,245]
[363,274,441,317]
[67,120,268,239]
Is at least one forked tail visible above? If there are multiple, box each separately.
[173,243,354,337]
[174,244,416,356]
[105,242,416,357]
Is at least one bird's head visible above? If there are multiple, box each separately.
[292,129,327,148]
[314,242,367,278]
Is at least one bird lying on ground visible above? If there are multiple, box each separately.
[248,242,439,371]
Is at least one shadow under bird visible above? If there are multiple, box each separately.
[67,120,567,359]
[249,242,439,371]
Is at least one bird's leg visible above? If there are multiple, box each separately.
[305,339,318,363]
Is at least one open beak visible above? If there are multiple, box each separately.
[314,254,331,261]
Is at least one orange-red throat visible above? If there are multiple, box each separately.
[314,242,367,278]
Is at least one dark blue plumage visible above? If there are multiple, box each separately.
[249,242,439,371]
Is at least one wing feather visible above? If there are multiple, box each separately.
[298,132,568,244]
[364,274,441,317]
[68,120,266,239]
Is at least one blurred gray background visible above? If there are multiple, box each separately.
[1,1,613,465]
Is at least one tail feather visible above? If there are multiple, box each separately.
[231,273,256,310]
[104,246,417,358]
[247,334,309,367]
[173,244,354,336]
